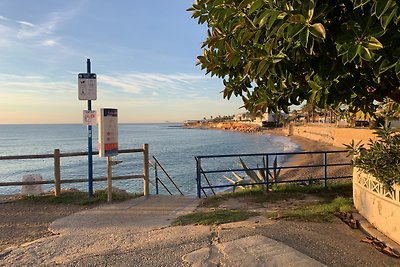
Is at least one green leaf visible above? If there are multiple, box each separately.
[380,6,398,30]
[307,0,315,21]
[287,24,304,38]
[347,45,358,63]
[375,0,393,19]
[300,28,310,48]
[379,59,396,74]
[395,59,400,78]
[256,60,268,76]
[257,9,271,27]
[288,14,306,24]
[249,0,263,15]
[239,0,253,9]
[268,10,280,28]
[366,36,383,50]
[358,45,373,61]
[309,23,326,39]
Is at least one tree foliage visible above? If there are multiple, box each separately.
[188,0,400,114]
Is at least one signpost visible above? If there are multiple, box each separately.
[98,108,119,202]
[78,59,96,198]
[83,110,97,126]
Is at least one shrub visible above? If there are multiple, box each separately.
[346,123,400,188]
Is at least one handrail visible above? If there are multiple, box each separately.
[195,150,352,198]
[152,156,184,196]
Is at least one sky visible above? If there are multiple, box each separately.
[0,0,244,124]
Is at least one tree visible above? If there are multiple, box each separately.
[188,0,400,115]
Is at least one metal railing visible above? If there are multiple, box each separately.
[195,150,352,198]
[0,144,149,196]
[151,156,184,196]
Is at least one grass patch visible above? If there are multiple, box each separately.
[267,196,354,222]
[201,188,266,207]
[201,182,353,207]
[172,209,259,226]
[20,189,141,206]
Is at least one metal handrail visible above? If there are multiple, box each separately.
[152,156,184,196]
[195,150,352,198]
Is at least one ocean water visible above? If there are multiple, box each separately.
[0,124,299,196]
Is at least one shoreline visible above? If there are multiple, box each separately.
[185,122,352,184]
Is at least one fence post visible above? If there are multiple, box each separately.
[54,149,61,196]
[196,157,201,198]
[107,156,113,202]
[323,152,328,189]
[143,144,150,196]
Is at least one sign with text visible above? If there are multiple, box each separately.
[83,110,97,126]
[78,73,97,100]
[98,108,118,157]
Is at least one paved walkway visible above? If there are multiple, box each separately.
[0,195,328,266]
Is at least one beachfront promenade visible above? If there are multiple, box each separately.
[2,195,398,266]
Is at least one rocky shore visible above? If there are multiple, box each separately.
[185,121,262,133]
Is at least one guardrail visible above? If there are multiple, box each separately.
[195,150,352,198]
[0,144,149,196]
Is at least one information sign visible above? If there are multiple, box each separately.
[98,108,118,157]
[78,73,97,100]
[83,110,97,126]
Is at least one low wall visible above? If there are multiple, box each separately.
[289,125,376,148]
[353,168,400,245]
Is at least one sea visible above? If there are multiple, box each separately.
[0,124,299,196]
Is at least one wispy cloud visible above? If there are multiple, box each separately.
[0,73,74,95]
[0,8,79,49]
[99,72,213,99]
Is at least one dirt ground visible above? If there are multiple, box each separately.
[0,196,91,251]
[0,130,352,252]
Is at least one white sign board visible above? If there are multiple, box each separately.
[83,110,97,126]
[98,108,118,157]
[78,73,97,100]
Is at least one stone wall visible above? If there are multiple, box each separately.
[288,125,377,148]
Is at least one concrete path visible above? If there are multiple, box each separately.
[1,195,327,266]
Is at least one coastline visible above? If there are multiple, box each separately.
[185,122,352,183]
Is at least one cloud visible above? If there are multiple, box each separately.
[0,73,74,95]
[99,72,212,99]
[0,8,79,49]
[41,39,58,47]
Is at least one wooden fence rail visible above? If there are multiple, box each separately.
[0,144,150,196]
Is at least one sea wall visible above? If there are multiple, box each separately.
[286,124,377,148]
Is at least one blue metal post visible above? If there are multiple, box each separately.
[196,157,201,198]
[87,58,93,198]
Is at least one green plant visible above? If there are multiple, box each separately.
[223,157,281,191]
[267,196,354,222]
[346,123,400,187]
